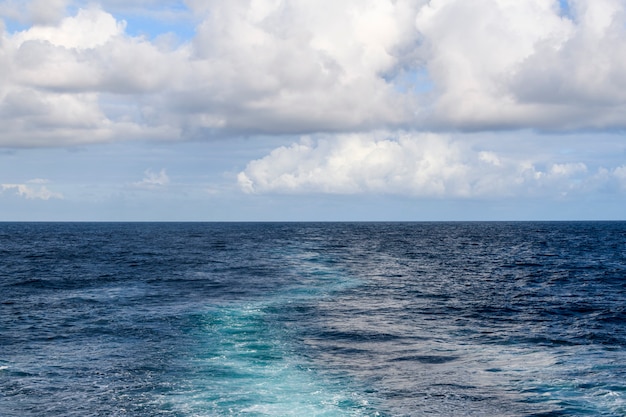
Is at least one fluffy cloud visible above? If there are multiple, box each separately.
[1,180,63,199]
[238,132,626,198]
[12,7,124,48]
[0,7,183,146]
[171,0,423,135]
[0,1,423,147]
[416,0,626,129]
[3,0,626,148]
[0,0,69,25]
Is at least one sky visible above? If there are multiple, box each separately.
[0,0,625,221]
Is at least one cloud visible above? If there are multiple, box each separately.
[238,131,626,198]
[611,165,626,190]
[132,168,170,189]
[0,6,188,147]
[26,178,50,184]
[1,181,63,199]
[3,0,626,148]
[0,1,424,147]
[28,0,69,25]
[172,0,424,135]
[238,132,471,196]
[12,7,124,49]
[415,0,626,130]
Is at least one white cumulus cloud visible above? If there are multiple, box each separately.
[2,0,626,148]
[415,0,626,130]
[12,7,125,49]
[0,1,424,147]
[238,131,626,198]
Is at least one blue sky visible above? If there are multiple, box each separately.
[0,0,625,221]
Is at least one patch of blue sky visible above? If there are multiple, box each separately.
[558,0,573,19]
[120,10,196,42]
[108,2,196,41]
[2,17,30,34]
[389,68,434,95]
[53,1,196,42]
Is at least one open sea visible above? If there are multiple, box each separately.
[1,222,625,416]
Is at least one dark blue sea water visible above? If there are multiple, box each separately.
[1,222,625,416]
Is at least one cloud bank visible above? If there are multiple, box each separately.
[238,132,626,198]
[0,1,421,146]
[2,0,626,147]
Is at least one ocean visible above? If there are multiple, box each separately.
[1,222,625,416]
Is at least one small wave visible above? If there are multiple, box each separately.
[389,355,459,364]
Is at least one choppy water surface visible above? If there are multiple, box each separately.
[1,222,625,416]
